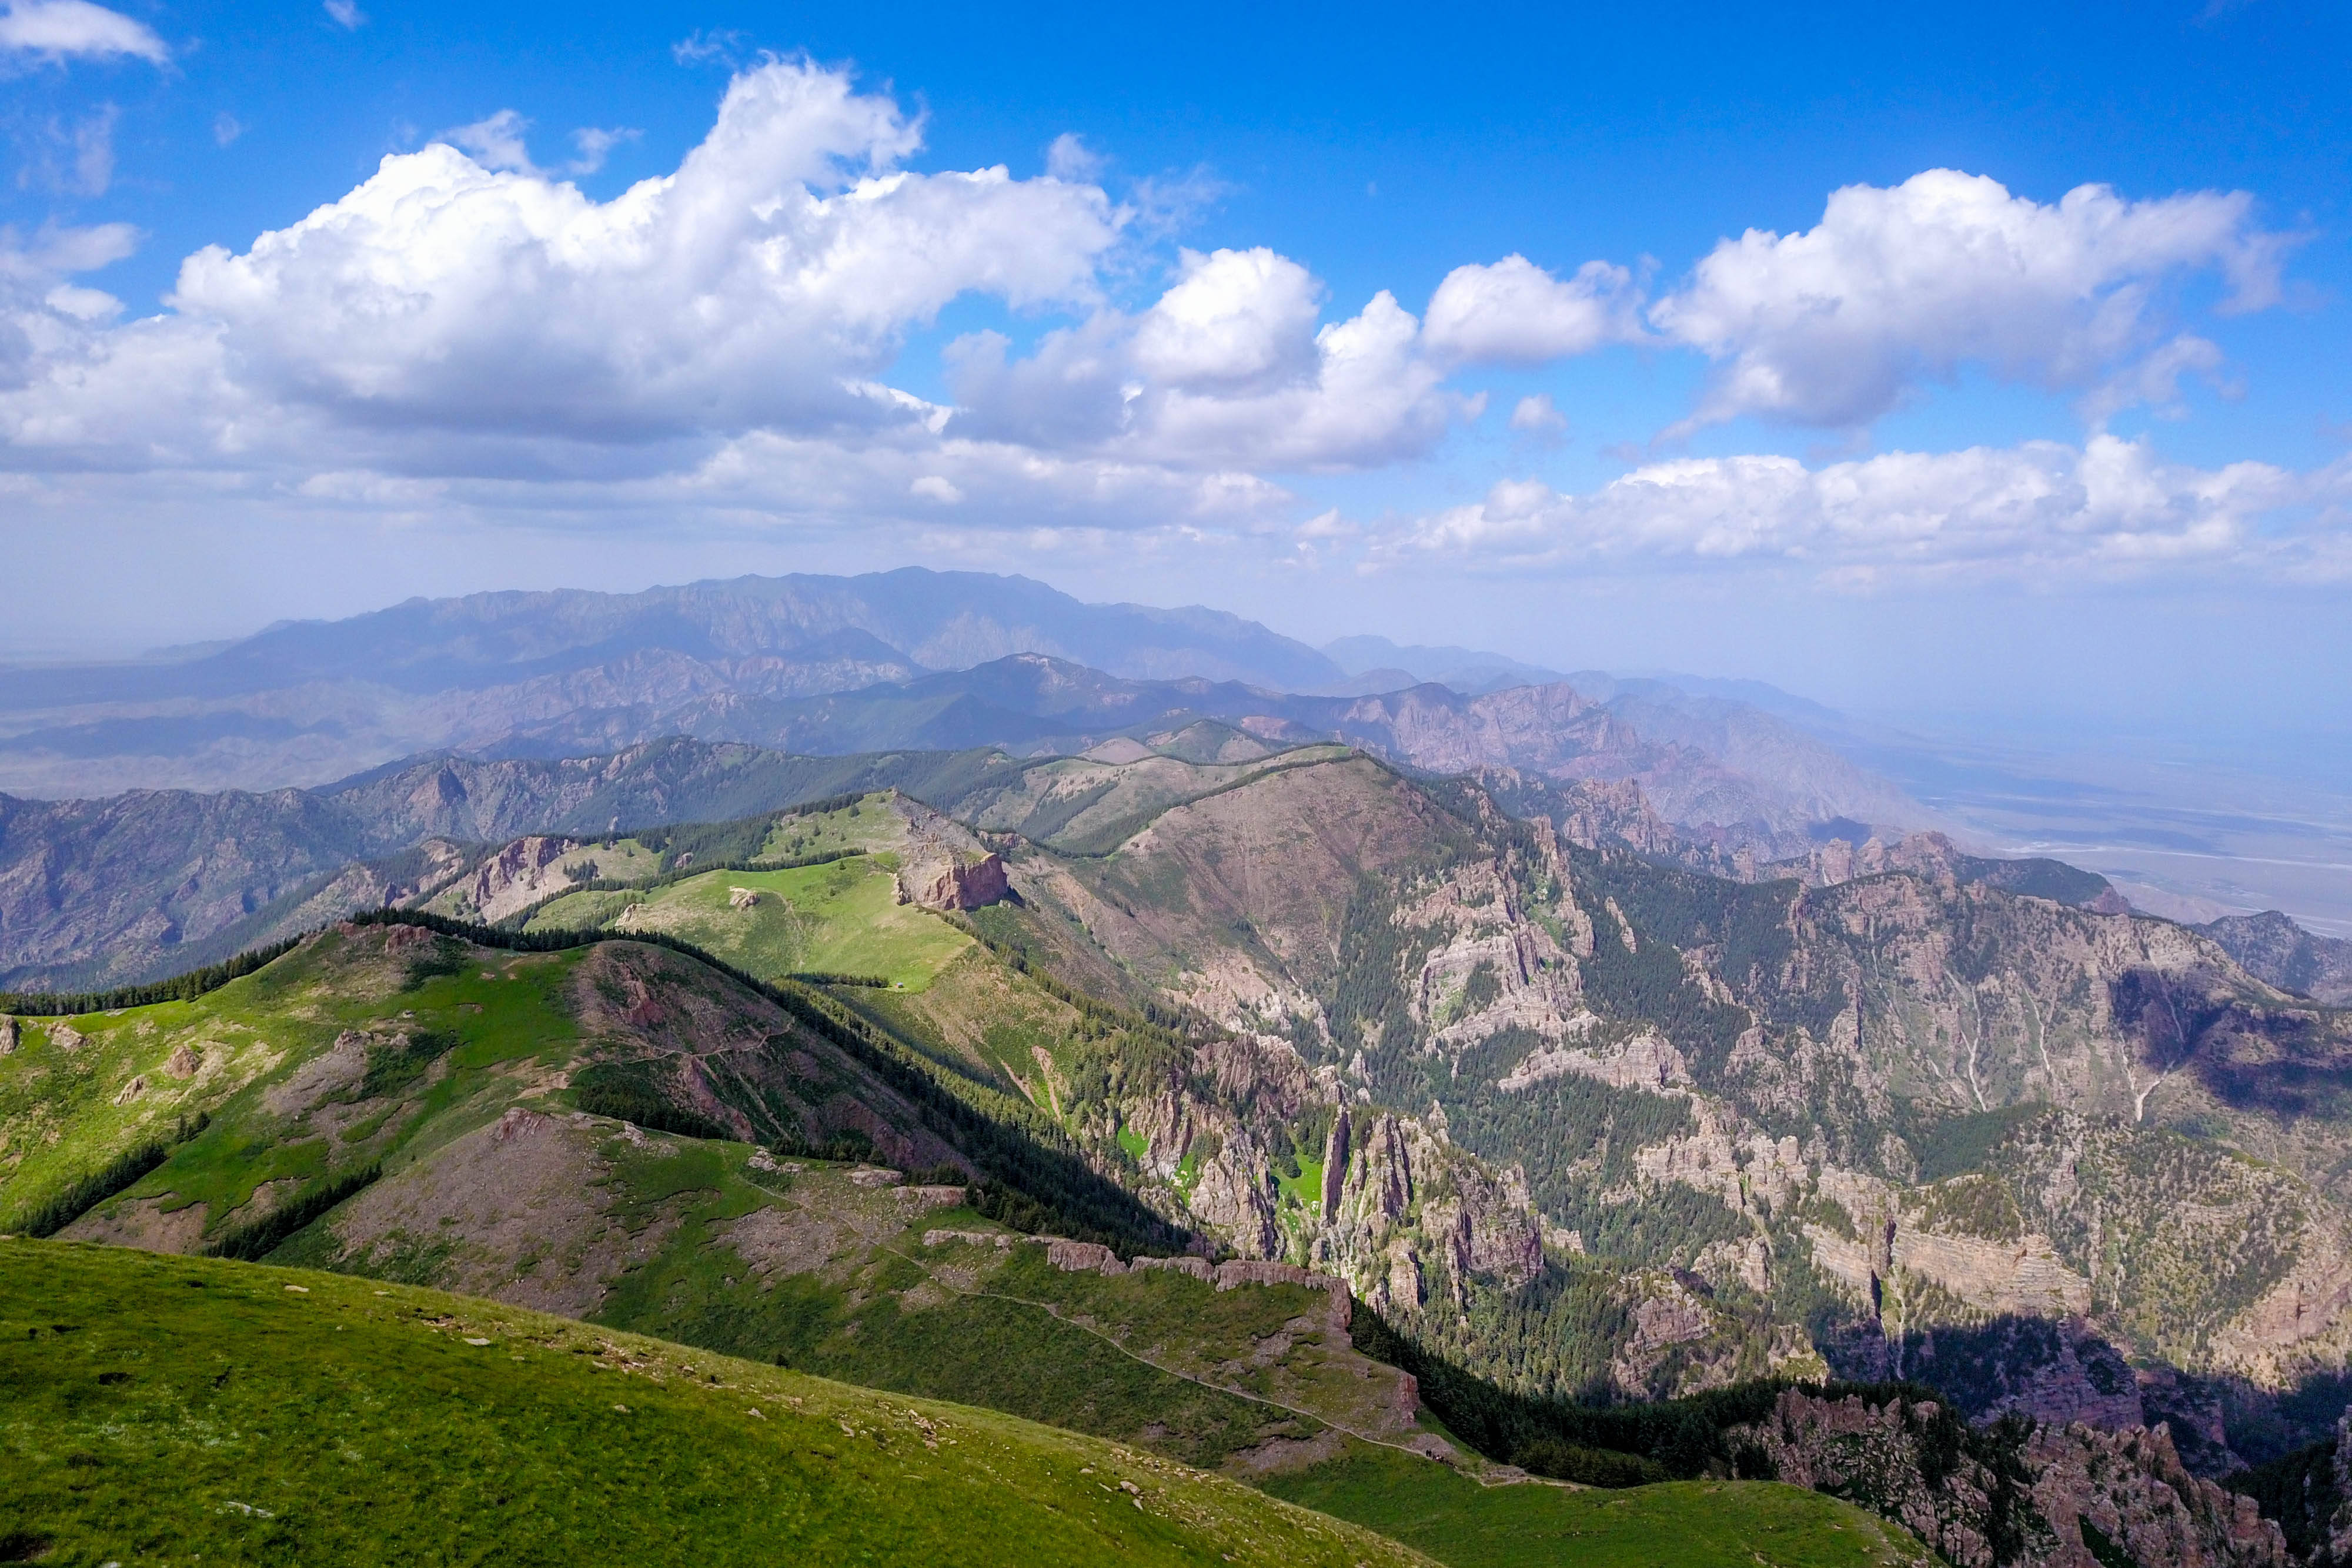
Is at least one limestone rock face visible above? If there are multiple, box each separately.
[1308,1110,1540,1313]
[916,852,1010,911]
[1733,1389,2288,1568]
[1424,1158,1544,1293]
[1608,1273,1718,1396]
[1500,1029,1688,1093]
[1187,1128,1283,1260]
[1485,772,1679,857]
[889,798,1008,911]
[467,835,579,919]
[1319,1110,1350,1216]
[1193,1032,1319,1122]
[1124,1089,1205,1183]
[2019,1421,2288,1568]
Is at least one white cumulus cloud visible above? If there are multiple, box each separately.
[1,220,138,380]
[1131,247,1323,390]
[1135,285,1455,470]
[0,0,165,62]
[0,58,1311,542]
[1422,254,1644,366]
[1044,132,1104,183]
[442,108,537,173]
[125,58,1120,444]
[1509,393,1566,434]
[1649,169,2292,432]
[441,112,641,178]
[948,253,1461,473]
[1390,435,2341,585]
[0,66,2316,587]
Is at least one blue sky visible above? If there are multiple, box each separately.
[2,0,2348,734]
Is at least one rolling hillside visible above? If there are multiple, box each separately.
[5,746,2349,1561]
[0,895,2316,1562]
[0,1239,1427,1568]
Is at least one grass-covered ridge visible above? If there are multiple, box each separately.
[0,910,1185,1263]
[0,925,597,1242]
[0,1238,1429,1567]
[1262,1441,1935,1568]
[526,851,973,990]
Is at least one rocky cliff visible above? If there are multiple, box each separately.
[1734,1388,2287,1568]
[984,751,2352,1470]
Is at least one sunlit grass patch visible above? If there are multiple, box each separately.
[0,1239,1427,1567]
[1261,1439,1935,1568]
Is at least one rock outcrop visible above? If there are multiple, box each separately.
[1733,1389,2288,1568]
[1034,1236,1354,1330]
[465,834,582,921]
[1308,1111,1540,1313]
[1499,1029,1688,1092]
[917,852,1010,911]
[2026,1420,2286,1568]
[887,796,1011,911]
[1187,1129,1284,1259]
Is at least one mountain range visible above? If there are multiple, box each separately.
[0,569,1903,811]
[0,569,1342,794]
[0,637,1939,994]
[8,751,2351,1566]
[8,564,2352,1566]
[5,564,2344,940]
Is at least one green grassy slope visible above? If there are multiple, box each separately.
[0,917,1947,1568]
[1261,1442,1935,1568]
[0,929,593,1238]
[527,854,973,989]
[1,1239,1428,1567]
[593,1199,1431,1472]
[0,919,1434,1475]
[0,914,1180,1266]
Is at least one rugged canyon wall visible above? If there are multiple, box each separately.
[995,752,2352,1465]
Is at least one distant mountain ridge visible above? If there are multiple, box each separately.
[0,654,1939,991]
[2200,911,2352,1006]
[0,569,1348,795]
[4,568,1348,706]
[0,740,1030,991]
[479,651,1922,833]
